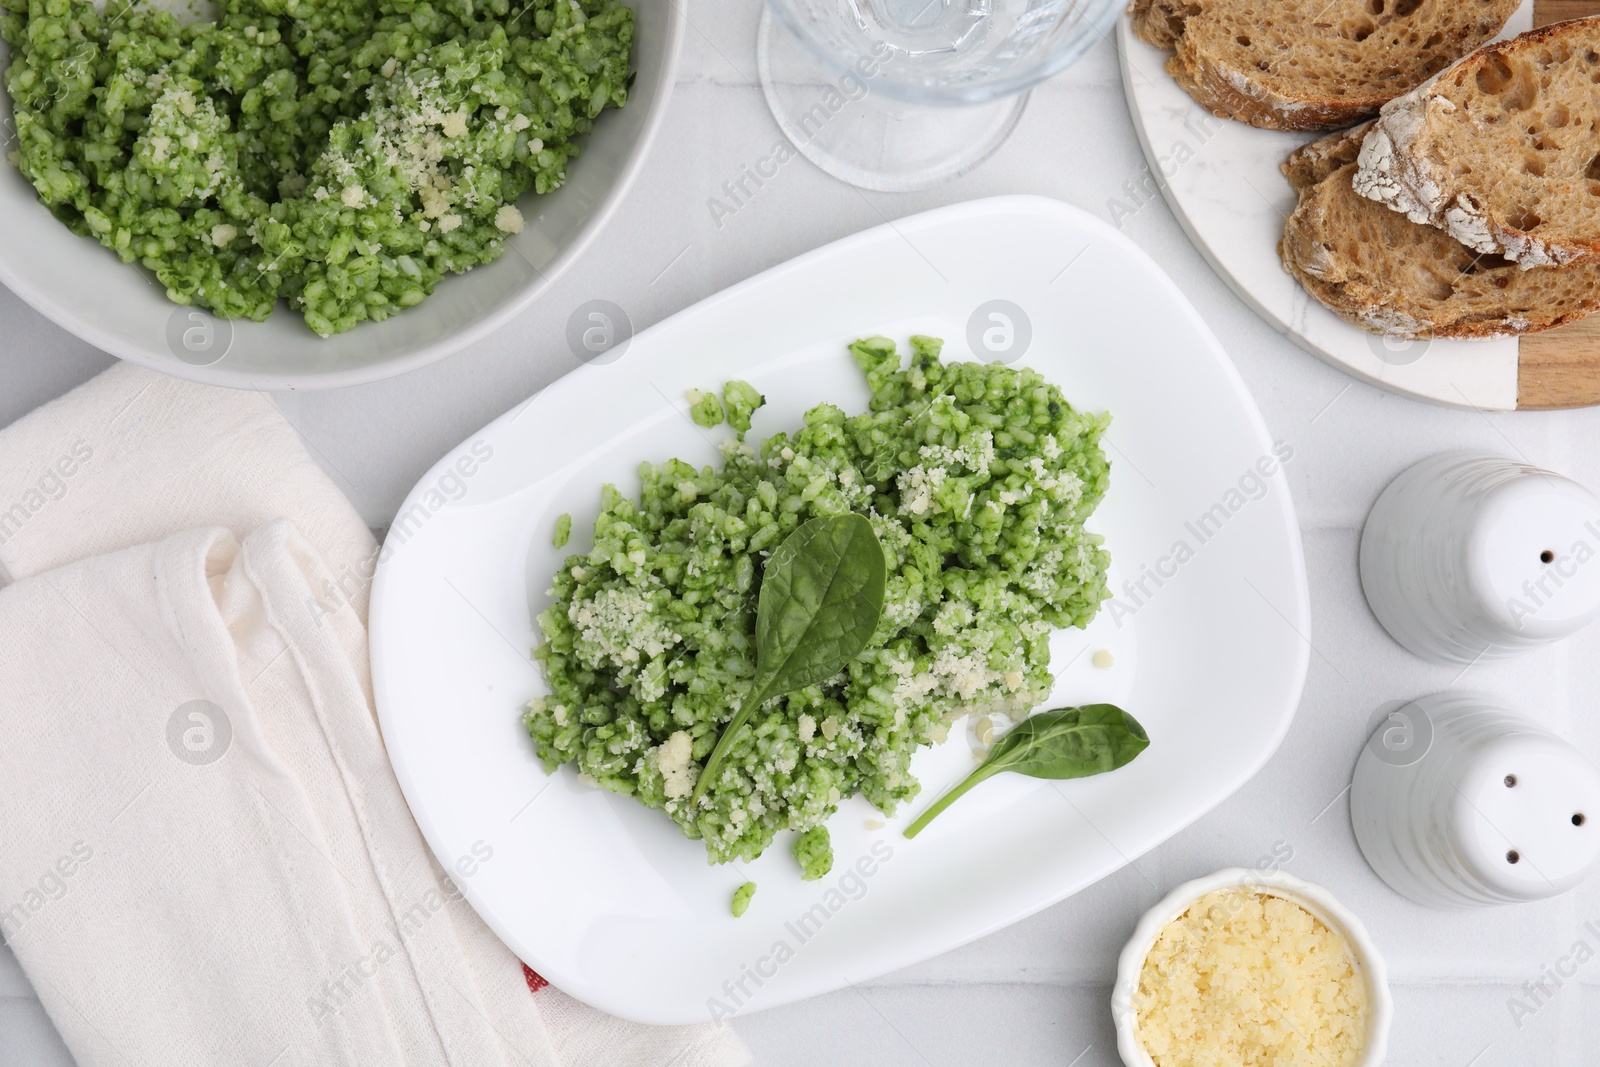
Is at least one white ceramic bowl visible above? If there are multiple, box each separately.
[1113,868,1393,1067]
[0,1,683,390]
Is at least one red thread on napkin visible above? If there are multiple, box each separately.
[522,963,549,994]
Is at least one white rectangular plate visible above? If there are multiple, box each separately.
[369,195,1310,1025]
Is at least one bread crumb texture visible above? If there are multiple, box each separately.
[1135,887,1368,1067]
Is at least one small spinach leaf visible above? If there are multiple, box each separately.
[692,514,887,802]
[903,704,1149,838]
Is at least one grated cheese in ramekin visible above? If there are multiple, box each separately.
[1135,887,1368,1067]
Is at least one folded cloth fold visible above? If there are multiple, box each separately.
[0,365,749,1067]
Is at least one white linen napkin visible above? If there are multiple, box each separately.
[0,364,749,1067]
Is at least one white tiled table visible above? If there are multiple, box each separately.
[5,4,1600,1063]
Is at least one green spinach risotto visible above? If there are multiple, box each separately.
[525,337,1112,865]
[0,0,632,335]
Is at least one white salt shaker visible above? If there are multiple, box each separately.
[1360,452,1600,664]
[1351,692,1600,908]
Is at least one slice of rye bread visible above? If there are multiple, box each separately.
[1279,155,1600,338]
[1354,17,1600,267]
[1128,0,1519,132]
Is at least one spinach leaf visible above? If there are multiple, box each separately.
[692,513,887,802]
[903,704,1149,838]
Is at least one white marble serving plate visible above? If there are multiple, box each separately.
[368,195,1310,1025]
[1117,4,1535,411]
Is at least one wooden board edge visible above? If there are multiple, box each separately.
[1534,0,1598,24]
[1515,0,1600,410]
[1519,318,1600,410]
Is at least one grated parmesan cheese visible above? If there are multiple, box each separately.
[973,716,995,746]
[1136,888,1369,1067]
[569,583,680,666]
[655,731,697,799]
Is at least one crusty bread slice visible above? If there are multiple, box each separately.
[1354,17,1600,267]
[1128,0,1520,132]
[1280,162,1600,338]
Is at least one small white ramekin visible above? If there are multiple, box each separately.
[1111,868,1393,1067]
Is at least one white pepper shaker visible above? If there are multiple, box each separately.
[1351,692,1600,908]
[1360,452,1600,664]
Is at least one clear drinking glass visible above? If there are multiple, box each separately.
[758,0,1122,192]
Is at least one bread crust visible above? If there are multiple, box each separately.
[1353,18,1600,268]
[1282,122,1372,191]
[1128,0,1193,51]
[1129,0,1519,132]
